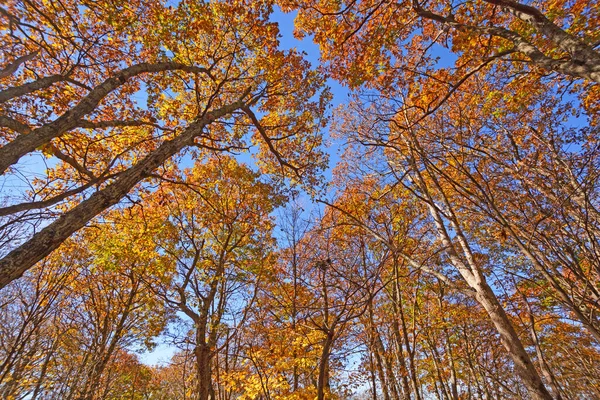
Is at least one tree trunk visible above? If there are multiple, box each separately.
[195,342,213,400]
[317,331,334,400]
[0,97,247,289]
[473,280,554,400]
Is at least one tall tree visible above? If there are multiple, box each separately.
[146,156,280,400]
[0,209,167,399]
[282,1,599,398]
[0,0,328,288]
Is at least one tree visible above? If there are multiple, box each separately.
[0,0,328,288]
[145,155,281,400]
[0,208,167,399]
[0,253,75,399]
[282,1,600,398]
[283,0,599,120]
[3,0,600,398]
[223,202,324,399]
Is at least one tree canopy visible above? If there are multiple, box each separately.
[1,0,599,399]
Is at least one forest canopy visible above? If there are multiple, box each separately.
[0,0,599,399]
